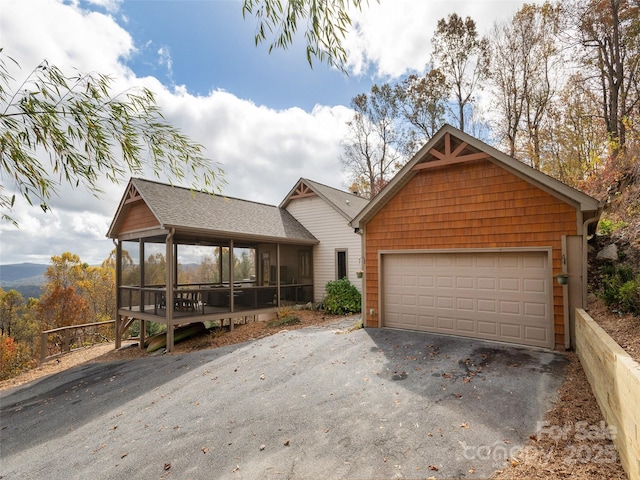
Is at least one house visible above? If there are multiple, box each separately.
[107,178,318,351]
[351,125,602,350]
[280,178,369,302]
[107,177,365,351]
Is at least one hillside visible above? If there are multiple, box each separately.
[0,263,47,299]
[0,263,47,285]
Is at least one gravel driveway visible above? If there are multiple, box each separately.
[1,317,567,479]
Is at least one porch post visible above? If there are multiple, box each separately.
[166,229,175,352]
[115,240,122,349]
[229,239,234,331]
[276,243,281,307]
[139,240,145,313]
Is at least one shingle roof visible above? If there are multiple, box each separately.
[280,178,369,221]
[108,178,318,243]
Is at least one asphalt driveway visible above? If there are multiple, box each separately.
[1,317,567,479]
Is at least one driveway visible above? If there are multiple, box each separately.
[1,318,567,479]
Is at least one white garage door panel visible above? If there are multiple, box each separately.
[383,251,553,348]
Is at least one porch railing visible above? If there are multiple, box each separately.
[118,283,313,315]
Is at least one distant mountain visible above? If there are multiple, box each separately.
[0,263,48,287]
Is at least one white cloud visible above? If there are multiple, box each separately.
[0,0,355,265]
[345,0,541,78]
[0,0,541,266]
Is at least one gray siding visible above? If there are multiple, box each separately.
[286,196,363,303]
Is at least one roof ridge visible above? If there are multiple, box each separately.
[302,177,354,196]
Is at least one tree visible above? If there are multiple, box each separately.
[0,50,225,225]
[542,74,608,185]
[242,0,367,70]
[489,2,562,167]
[38,253,88,329]
[0,288,25,337]
[76,264,116,323]
[431,13,490,132]
[340,84,403,198]
[395,70,448,156]
[572,0,640,153]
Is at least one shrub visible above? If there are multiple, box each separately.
[601,265,640,315]
[598,218,628,236]
[266,306,301,328]
[618,277,640,315]
[323,277,361,315]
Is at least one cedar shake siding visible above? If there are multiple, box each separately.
[120,201,159,233]
[363,160,577,348]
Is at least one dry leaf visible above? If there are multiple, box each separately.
[460,422,469,429]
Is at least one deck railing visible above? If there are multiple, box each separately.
[39,320,116,365]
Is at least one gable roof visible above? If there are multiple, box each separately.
[107,178,317,243]
[279,178,369,221]
[352,124,603,227]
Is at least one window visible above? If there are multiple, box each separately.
[336,250,347,279]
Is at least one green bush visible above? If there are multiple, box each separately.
[601,265,640,315]
[618,278,640,315]
[323,277,361,315]
[598,218,628,236]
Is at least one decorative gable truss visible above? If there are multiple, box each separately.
[124,183,142,204]
[412,132,490,171]
[289,182,317,200]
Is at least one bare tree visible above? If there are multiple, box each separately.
[340,84,403,198]
[572,0,640,153]
[395,69,448,156]
[431,13,490,132]
[488,2,562,168]
[543,74,608,185]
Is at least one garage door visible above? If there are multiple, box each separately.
[382,251,553,348]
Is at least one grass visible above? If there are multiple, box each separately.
[266,315,301,328]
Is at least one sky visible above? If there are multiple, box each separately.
[0,0,537,266]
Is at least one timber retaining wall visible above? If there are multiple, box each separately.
[576,308,640,480]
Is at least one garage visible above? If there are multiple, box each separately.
[382,250,553,348]
[352,125,603,349]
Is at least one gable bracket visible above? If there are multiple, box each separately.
[124,186,142,204]
[290,183,317,199]
[416,133,488,170]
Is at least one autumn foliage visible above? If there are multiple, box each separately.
[0,251,116,380]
